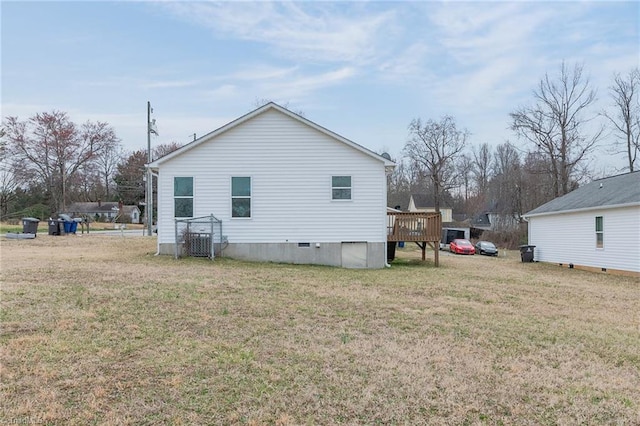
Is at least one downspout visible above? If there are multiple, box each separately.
[151,169,160,256]
[383,161,395,268]
[385,241,391,268]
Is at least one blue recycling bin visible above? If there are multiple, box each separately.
[69,221,78,233]
[63,221,72,233]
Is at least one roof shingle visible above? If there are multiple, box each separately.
[524,171,640,217]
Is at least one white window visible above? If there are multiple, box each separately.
[595,216,603,248]
[174,177,193,218]
[332,176,351,200]
[231,177,251,218]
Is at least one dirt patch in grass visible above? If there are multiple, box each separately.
[1,235,639,424]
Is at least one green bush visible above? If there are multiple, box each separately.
[13,204,50,221]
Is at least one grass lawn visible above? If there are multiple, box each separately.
[1,234,639,425]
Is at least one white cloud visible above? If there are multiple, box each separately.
[158,2,396,64]
[258,67,357,101]
[229,65,299,81]
[378,42,433,82]
[142,80,200,89]
[77,76,200,90]
[205,84,238,100]
[197,65,357,105]
[429,2,552,64]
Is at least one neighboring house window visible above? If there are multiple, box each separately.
[174,177,193,218]
[231,177,251,218]
[332,176,351,200]
[595,216,603,248]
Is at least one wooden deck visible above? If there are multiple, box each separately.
[387,212,442,265]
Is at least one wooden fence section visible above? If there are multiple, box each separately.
[387,212,442,265]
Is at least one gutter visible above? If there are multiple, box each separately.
[523,201,640,220]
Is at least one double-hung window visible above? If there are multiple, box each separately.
[332,176,352,200]
[231,177,251,218]
[595,216,603,248]
[174,177,193,218]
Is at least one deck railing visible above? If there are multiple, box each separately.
[387,211,442,265]
[387,211,441,242]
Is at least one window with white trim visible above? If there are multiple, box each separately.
[332,175,351,200]
[231,176,251,218]
[595,216,603,248]
[174,177,193,218]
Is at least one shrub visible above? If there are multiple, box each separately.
[479,223,528,249]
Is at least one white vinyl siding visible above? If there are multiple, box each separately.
[528,206,640,273]
[155,109,387,244]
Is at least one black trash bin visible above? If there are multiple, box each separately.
[22,217,40,235]
[519,245,536,262]
[48,219,62,235]
[387,241,397,262]
[58,214,72,235]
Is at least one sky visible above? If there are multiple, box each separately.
[1,1,638,175]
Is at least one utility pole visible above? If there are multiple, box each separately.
[146,101,156,236]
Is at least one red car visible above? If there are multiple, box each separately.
[449,239,475,255]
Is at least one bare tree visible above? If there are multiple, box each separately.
[386,157,411,210]
[72,144,123,202]
[404,116,469,212]
[0,127,20,218]
[604,68,640,172]
[490,142,522,217]
[520,152,557,212]
[510,62,603,197]
[457,153,474,202]
[3,111,119,213]
[153,141,183,161]
[472,143,492,197]
[72,161,102,202]
[254,98,305,117]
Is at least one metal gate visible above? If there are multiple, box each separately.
[174,214,224,260]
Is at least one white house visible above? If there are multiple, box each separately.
[472,212,520,231]
[408,194,453,222]
[66,201,141,224]
[523,171,640,276]
[147,103,395,268]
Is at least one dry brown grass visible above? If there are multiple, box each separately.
[1,234,639,425]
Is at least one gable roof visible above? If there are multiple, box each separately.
[147,102,395,168]
[410,194,452,210]
[472,213,491,228]
[523,171,640,217]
